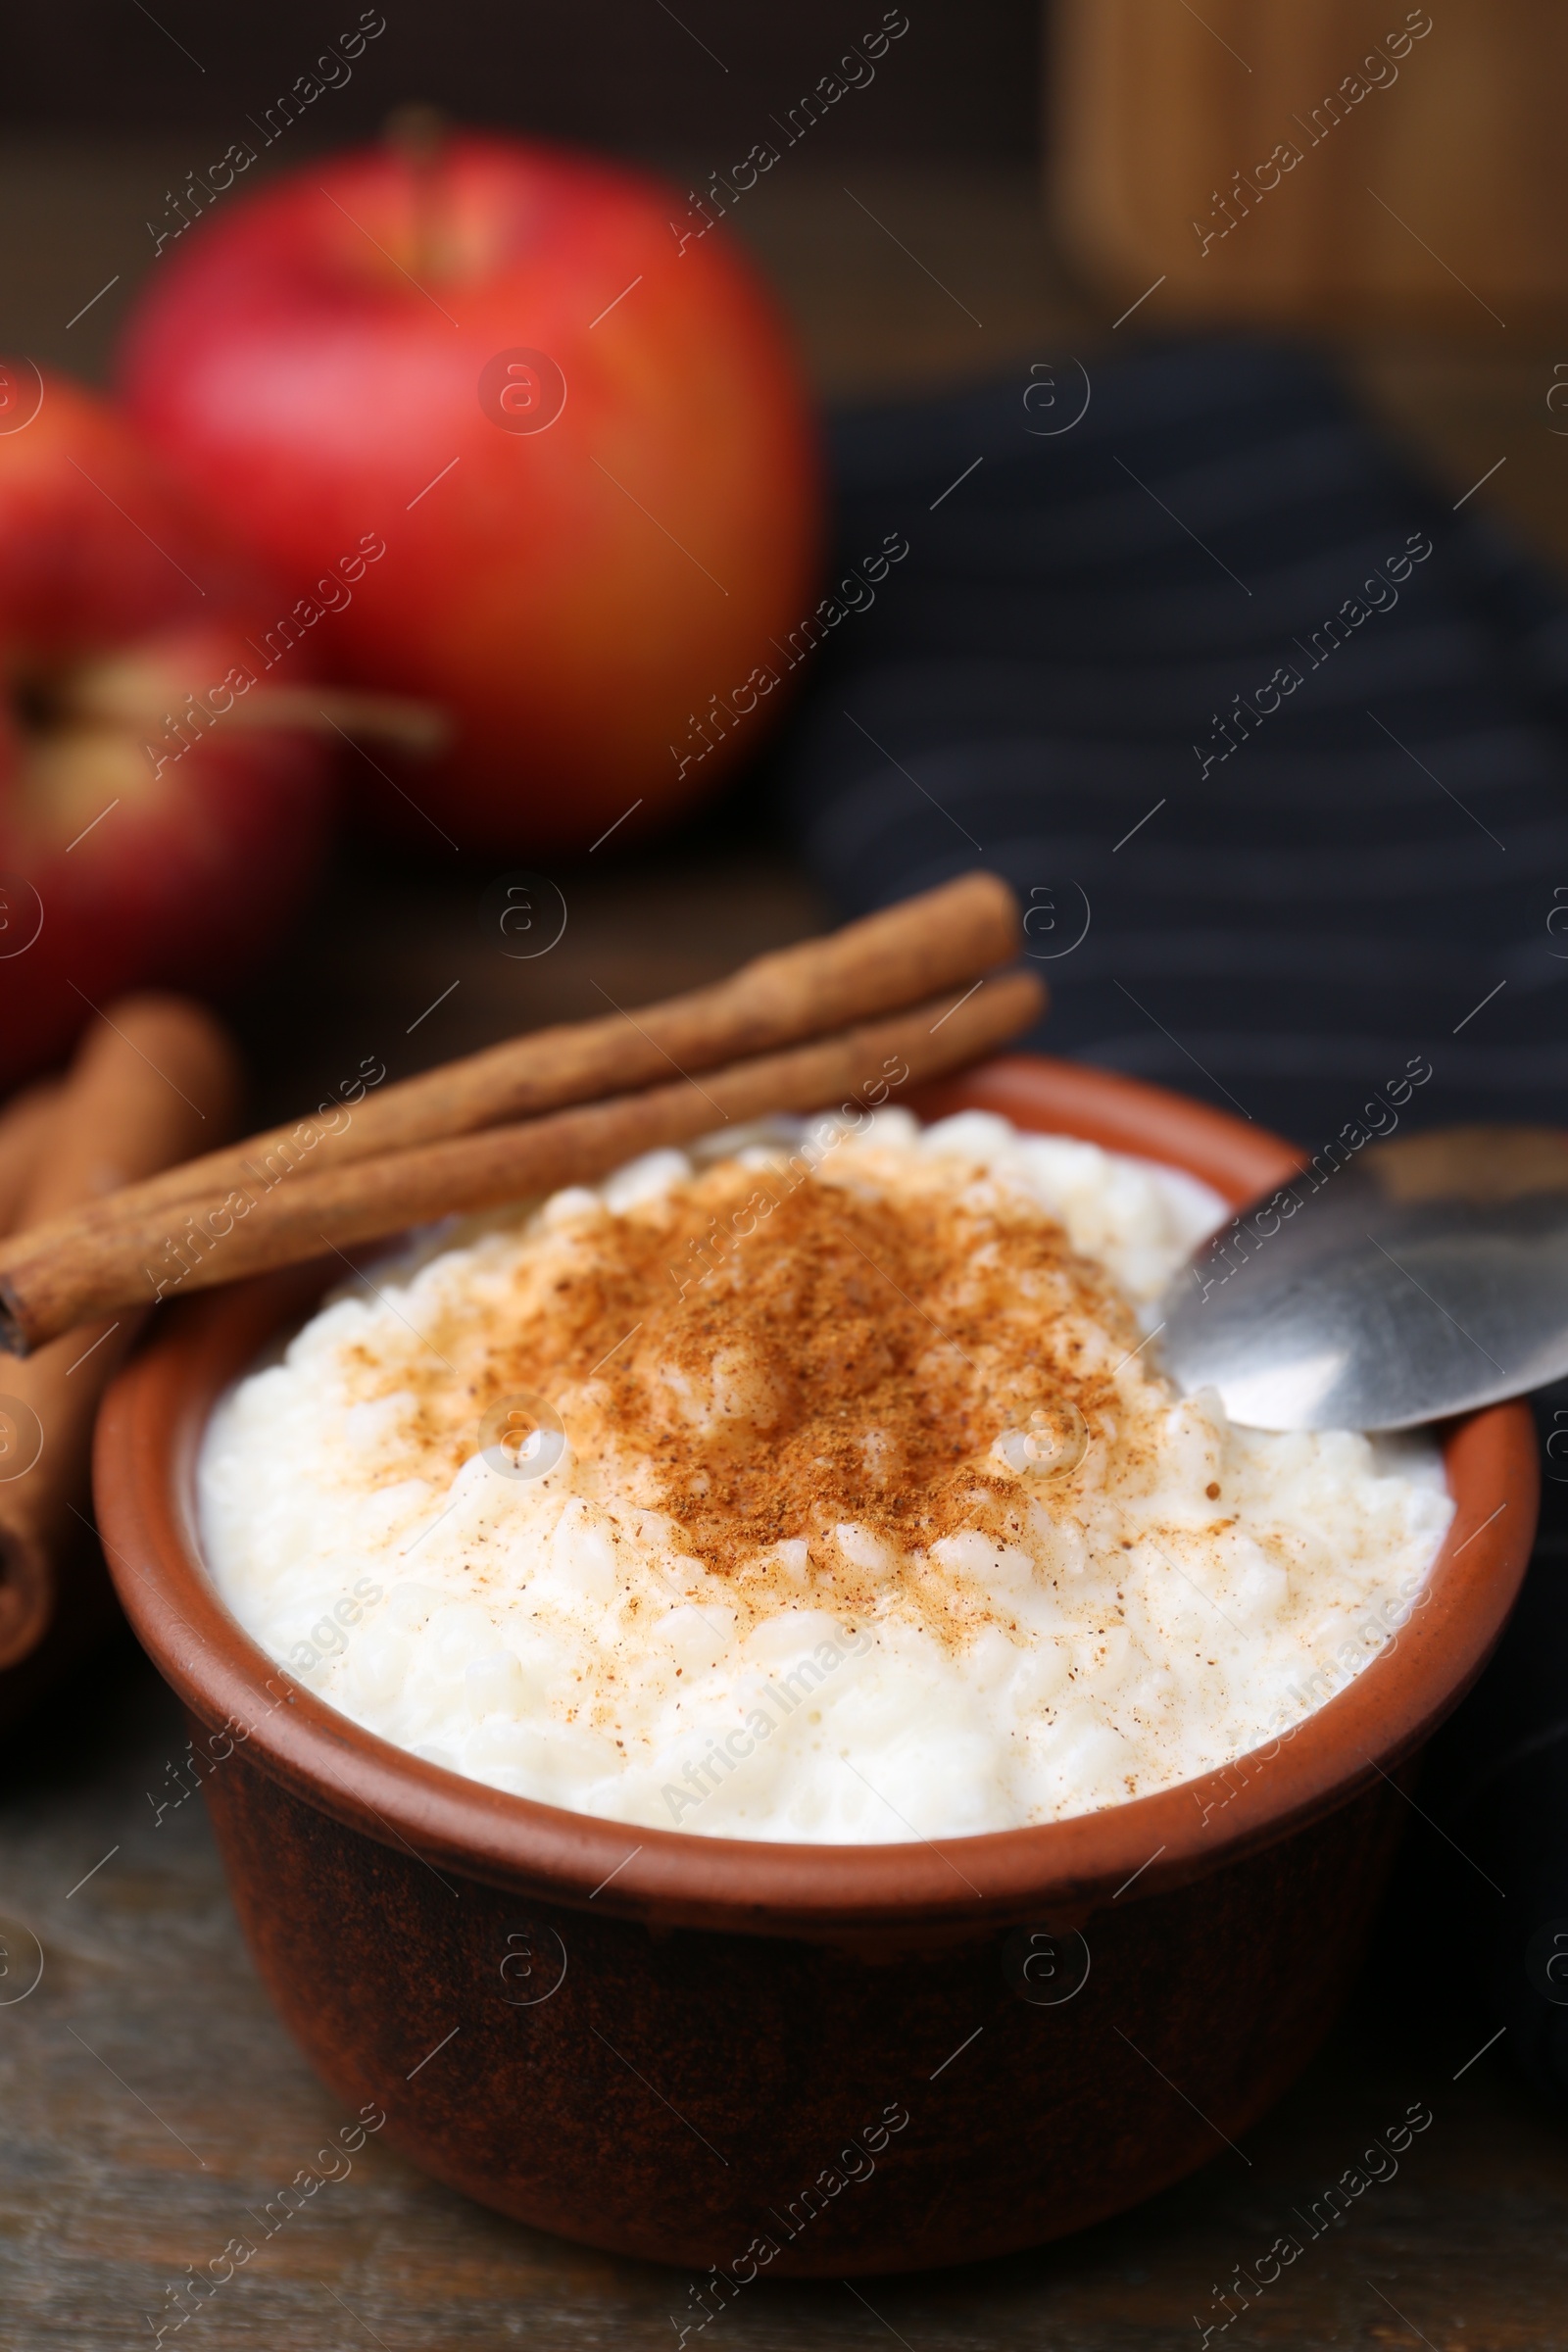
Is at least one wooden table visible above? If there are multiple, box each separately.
[4,1632,1567,2350]
[3,153,1567,2351]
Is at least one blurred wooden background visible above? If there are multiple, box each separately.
[1053,0,1567,328]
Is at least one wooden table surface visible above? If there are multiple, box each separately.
[5,1632,1568,2351]
[3,149,1567,2351]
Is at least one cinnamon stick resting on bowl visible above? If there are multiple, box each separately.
[0,876,1042,1354]
[1,969,1043,1348]
[17,868,1020,1250]
[0,998,240,1676]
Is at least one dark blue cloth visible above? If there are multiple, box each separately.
[780,337,1568,2101]
[783,338,1568,1149]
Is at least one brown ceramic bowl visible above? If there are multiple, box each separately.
[93,1054,1538,2276]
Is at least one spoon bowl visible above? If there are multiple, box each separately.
[1160,1125,1568,1431]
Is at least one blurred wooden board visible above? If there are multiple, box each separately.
[1051,1,1568,328]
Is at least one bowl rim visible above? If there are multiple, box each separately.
[92,1052,1539,1939]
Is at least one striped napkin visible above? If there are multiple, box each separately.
[784,336,1568,1148]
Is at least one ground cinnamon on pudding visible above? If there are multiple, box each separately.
[602,1171,1135,1578]
[339,1154,1148,1638]
[200,1113,1456,1842]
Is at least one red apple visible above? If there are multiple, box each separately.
[116,128,824,853]
[0,368,333,1090]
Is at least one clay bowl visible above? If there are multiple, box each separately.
[93,1054,1538,2277]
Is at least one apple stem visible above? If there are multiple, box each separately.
[384,103,451,281]
[61,674,448,757]
[228,688,449,755]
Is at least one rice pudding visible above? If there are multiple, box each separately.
[197,1107,1453,1842]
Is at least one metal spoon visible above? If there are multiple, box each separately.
[1157,1126,1568,1431]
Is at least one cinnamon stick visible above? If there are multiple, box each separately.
[0,999,240,1671]
[11,869,1020,1256]
[0,968,1043,1353]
